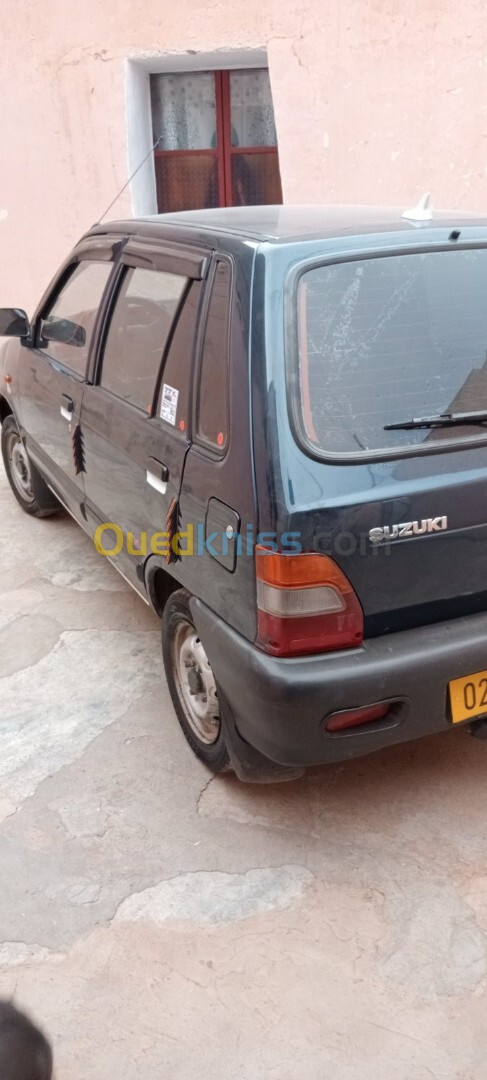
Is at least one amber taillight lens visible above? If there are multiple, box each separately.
[255,546,364,657]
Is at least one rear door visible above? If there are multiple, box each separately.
[279,242,487,635]
[178,254,257,641]
[80,239,207,594]
[19,248,114,517]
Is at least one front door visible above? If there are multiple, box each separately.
[19,257,114,516]
[80,242,206,593]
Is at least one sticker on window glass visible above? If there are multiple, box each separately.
[160,383,179,426]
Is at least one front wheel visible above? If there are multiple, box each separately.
[1,415,60,517]
[162,589,230,772]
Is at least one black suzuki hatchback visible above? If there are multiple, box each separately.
[3,203,487,782]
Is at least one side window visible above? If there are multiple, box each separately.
[157,280,202,434]
[38,260,112,377]
[100,266,187,412]
[196,260,231,450]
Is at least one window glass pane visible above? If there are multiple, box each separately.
[151,72,217,150]
[39,261,112,376]
[230,69,277,147]
[154,153,219,213]
[231,151,282,206]
[101,267,187,412]
[197,262,231,449]
[157,281,202,433]
[295,250,487,455]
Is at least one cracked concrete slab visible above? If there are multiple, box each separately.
[0,613,62,676]
[0,942,65,967]
[1,628,161,803]
[115,866,314,925]
[380,880,487,995]
[2,456,487,1078]
[0,587,44,618]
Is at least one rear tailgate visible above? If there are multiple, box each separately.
[290,463,487,636]
[284,243,487,636]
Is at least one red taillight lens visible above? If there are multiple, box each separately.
[255,547,364,657]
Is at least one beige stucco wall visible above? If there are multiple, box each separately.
[1,0,487,312]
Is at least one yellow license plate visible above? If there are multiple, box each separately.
[449,669,487,724]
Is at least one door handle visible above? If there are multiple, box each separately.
[60,395,74,422]
[147,458,169,495]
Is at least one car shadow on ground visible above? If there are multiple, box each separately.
[202,726,486,853]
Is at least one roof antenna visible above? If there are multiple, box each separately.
[93,135,162,227]
[402,192,433,223]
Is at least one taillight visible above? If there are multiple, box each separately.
[255,546,364,657]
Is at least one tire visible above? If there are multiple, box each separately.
[162,588,231,772]
[1,414,60,517]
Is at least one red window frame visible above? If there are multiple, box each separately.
[153,69,281,210]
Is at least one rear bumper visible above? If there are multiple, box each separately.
[190,598,487,767]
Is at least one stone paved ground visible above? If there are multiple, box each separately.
[1,456,487,1079]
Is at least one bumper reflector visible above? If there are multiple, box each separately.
[325,702,390,733]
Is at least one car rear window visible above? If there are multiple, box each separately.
[294,249,487,456]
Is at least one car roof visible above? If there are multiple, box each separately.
[100,204,487,245]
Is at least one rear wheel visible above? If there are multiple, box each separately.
[162,588,230,771]
[1,415,60,516]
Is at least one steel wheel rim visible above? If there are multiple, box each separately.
[171,619,221,745]
[7,431,34,503]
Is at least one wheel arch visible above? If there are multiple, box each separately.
[0,395,13,424]
[144,556,180,617]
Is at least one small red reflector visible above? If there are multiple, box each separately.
[325,702,390,733]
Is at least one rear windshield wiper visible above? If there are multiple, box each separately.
[384,410,487,431]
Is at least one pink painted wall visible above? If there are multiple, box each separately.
[1,0,487,312]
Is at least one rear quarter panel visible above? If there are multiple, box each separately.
[174,234,258,642]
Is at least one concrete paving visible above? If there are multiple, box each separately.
[1,456,487,1079]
